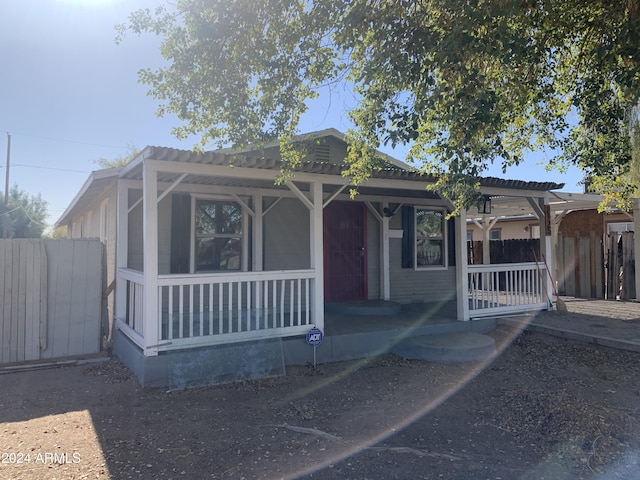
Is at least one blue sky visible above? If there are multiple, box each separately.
[0,0,584,229]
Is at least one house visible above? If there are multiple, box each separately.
[57,129,567,387]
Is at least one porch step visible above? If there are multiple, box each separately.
[325,301,402,316]
[392,332,496,363]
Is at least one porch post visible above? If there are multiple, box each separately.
[455,208,470,321]
[252,195,263,271]
[115,179,128,324]
[634,198,640,300]
[381,201,391,301]
[252,194,263,309]
[143,161,159,355]
[540,198,553,309]
[309,182,324,331]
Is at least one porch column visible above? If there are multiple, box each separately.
[142,161,159,355]
[540,199,553,309]
[634,198,640,300]
[114,179,129,323]
[455,208,470,321]
[381,201,391,301]
[252,194,263,272]
[309,182,324,330]
[252,194,263,309]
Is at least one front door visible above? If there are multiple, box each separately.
[323,201,367,301]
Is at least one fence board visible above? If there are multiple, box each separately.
[0,239,102,365]
[563,237,576,297]
[620,232,635,300]
[579,236,591,298]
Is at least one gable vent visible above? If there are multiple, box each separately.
[314,143,331,163]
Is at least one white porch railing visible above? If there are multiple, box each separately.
[118,268,145,349]
[468,262,550,317]
[117,268,316,352]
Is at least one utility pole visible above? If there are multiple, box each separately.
[3,132,10,239]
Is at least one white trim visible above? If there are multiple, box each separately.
[286,180,314,210]
[309,182,324,332]
[142,161,159,355]
[157,173,188,204]
[455,208,470,320]
[323,185,347,208]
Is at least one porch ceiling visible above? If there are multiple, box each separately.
[479,191,606,219]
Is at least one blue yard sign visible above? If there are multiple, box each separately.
[306,327,323,346]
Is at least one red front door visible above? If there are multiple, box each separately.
[323,201,368,301]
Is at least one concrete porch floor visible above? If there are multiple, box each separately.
[323,301,460,336]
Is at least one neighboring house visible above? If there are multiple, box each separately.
[466,201,639,300]
[467,214,540,242]
[57,129,566,387]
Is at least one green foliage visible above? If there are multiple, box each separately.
[0,185,48,238]
[44,225,69,239]
[94,143,140,169]
[118,0,640,212]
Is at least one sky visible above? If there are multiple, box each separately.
[0,0,585,230]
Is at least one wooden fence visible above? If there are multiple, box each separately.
[606,231,636,300]
[0,239,103,365]
[468,239,539,265]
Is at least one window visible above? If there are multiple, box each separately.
[415,208,446,268]
[489,229,502,241]
[466,230,473,242]
[194,199,243,271]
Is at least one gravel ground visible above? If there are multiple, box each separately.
[1,312,640,479]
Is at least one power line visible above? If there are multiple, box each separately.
[1,130,128,150]
[0,163,90,174]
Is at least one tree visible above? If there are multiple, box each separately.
[0,185,48,238]
[94,143,140,169]
[44,225,69,239]
[117,0,640,211]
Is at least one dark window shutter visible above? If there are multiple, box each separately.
[448,215,456,267]
[401,206,414,268]
[170,194,191,273]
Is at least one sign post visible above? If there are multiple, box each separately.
[305,327,323,367]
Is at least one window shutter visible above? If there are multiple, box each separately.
[401,206,414,268]
[448,215,456,267]
[170,194,191,274]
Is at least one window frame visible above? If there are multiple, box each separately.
[190,195,248,273]
[414,207,448,270]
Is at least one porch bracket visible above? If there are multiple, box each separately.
[364,201,384,223]
[128,197,143,214]
[527,197,544,220]
[231,193,255,217]
[286,180,314,210]
[262,197,282,217]
[157,173,188,204]
[322,185,347,209]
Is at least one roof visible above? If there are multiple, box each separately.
[119,145,562,190]
[56,129,567,226]
[56,168,120,226]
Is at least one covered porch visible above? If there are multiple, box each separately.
[113,144,558,358]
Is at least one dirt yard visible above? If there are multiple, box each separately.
[1,323,639,480]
